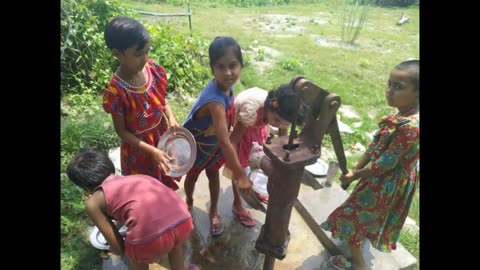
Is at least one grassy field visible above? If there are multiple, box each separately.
[61,1,419,269]
[130,0,419,159]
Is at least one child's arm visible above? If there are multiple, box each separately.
[208,102,252,191]
[111,115,173,174]
[342,125,419,181]
[354,152,372,171]
[340,130,377,184]
[164,99,179,129]
[230,121,247,145]
[86,191,124,255]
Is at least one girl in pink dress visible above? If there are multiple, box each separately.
[102,17,180,189]
[224,84,307,226]
[66,148,198,270]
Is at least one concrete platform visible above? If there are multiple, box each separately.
[295,182,418,270]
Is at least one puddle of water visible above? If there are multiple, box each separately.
[185,217,263,270]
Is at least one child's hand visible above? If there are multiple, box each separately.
[339,169,355,185]
[169,117,180,134]
[236,174,253,193]
[152,148,174,175]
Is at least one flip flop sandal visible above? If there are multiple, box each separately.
[232,209,256,227]
[329,255,354,270]
[210,215,224,237]
[255,193,269,204]
[187,264,200,270]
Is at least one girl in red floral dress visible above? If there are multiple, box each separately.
[102,17,180,190]
[321,59,420,270]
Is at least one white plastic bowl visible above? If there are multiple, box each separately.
[89,225,127,250]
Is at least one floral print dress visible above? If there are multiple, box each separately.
[320,112,419,252]
[102,59,180,190]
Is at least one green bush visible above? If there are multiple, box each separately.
[61,0,211,97]
[281,57,302,72]
[190,0,290,7]
[374,0,418,7]
[146,24,211,96]
[61,0,132,96]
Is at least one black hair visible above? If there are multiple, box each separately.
[394,59,419,90]
[66,148,115,191]
[104,17,150,52]
[208,36,243,70]
[265,83,309,125]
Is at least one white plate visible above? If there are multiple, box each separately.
[89,225,127,250]
[157,127,197,177]
[249,169,269,196]
[305,159,329,177]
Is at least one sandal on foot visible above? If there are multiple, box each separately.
[329,255,354,270]
[232,209,256,227]
[210,215,224,236]
[255,192,269,204]
[187,264,200,270]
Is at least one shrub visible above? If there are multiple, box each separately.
[190,0,290,7]
[61,0,132,96]
[339,0,375,45]
[281,57,302,72]
[146,24,211,97]
[375,0,418,7]
[61,0,211,97]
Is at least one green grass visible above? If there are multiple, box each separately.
[61,95,119,270]
[399,229,420,268]
[61,175,103,270]
[127,0,418,139]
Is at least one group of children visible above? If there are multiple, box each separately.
[66,16,420,270]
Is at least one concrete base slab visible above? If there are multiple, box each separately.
[296,183,417,270]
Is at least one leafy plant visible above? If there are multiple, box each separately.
[189,0,291,7]
[374,0,418,7]
[338,0,375,45]
[61,0,133,95]
[146,24,211,96]
[61,0,211,98]
[255,48,266,61]
[281,57,302,71]
[359,58,369,68]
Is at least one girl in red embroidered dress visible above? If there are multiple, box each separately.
[102,17,180,190]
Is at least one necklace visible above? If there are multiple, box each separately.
[397,107,418,117]
[115,67,147,88]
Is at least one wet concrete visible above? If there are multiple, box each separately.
[147,169,330,270]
